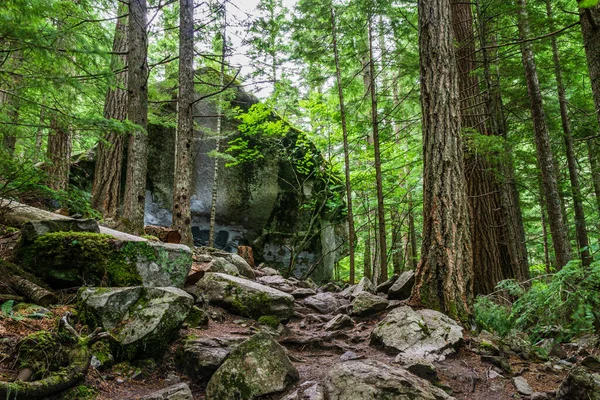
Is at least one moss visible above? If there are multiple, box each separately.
[230,289,273,319]
[61,384,98,400]
[257,315,280,329]
[185,306,209,328]
[90,341,114,370]
[18,331,70,379]
[141,235,160,241]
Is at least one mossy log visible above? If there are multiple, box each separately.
[8,276,56,307]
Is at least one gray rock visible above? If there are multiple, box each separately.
[324,314,354,331]
[208,258,239,275]
[370,306,463,361]
[21,219,99,244]
[261,267,280,276]
[387,270,415,300]
[257,275,295,293]
[303,292,342,314]
[190,272,295,320]
[340,351,360,361]
[512,376,533,396]
[229,254,256,279]
[582,355,600,372]
[340,284,356,298]
[291,288,317,299]
[281,381,325,400]
[376,274,399,294]
[138,383,193,400]
[206,333,299,400]
[78,287,193,359]
[351,277,376,298]
[394,354,437,382]
[175,336,244,381]
[557,366,600,400]
[531,393,550,400]
[481,355,512,374]
[324,359,454,400]
[350,292,389,317]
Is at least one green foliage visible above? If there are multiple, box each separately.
[257,315,280,328]
[578,0,599,8]
[475,257,600,342]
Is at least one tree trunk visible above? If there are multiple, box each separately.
[363,230,372,281]
[588,139,600,216]
[410,0,473,321]
[546,0,590,267]
[580,5,600,128]
[92,2,128,219]
[452,0,508,295]
[33,99,46,162]
[540,187,551,272]
[121,0,149,235]
[516,0,571,269]
[367,15,388,284]
[476,0,529,280]
[330,5,356,284]
[391,210,403,274]
[46,115,72,192]
[172,0,195,247]
[0,52,22,156]
[407,195,418,270]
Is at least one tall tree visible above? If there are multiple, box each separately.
[172,0,195,246]
[410,0,473,321]
[46,114,72,191]
[329,4,356,284]
[546,0,590,267]
[516,0,571,269]
[92,2,128,219]
[121,0,149,234]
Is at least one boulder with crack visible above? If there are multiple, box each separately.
[324,359,454,399]
[370,306,463,361]
[206,332,299,400]
[188,272,295,320]
[78,286,193,359]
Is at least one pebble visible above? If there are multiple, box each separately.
[340,351,360,361]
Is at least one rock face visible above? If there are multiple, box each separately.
[190,272,295,320]
[206,333,299,400]
[387,270,415,300]
[370,306,463,361]
[556,365,600,400]
[142,75,346,283]
[78,287,193,359]
[350,292,389,316]
[323,360,454,400]
[175,337,244,381]
[19,232,192,288]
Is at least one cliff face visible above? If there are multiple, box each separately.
[144,71,346,282]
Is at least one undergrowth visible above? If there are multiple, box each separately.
[475,254,600,343]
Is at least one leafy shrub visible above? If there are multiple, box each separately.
[475,256,600,343]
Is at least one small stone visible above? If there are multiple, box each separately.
[487,370,502,379]
[164,373,181,386]
[531,392,549,400]
[513,376,533,396]
[481,355,512,374]
[340,351,359,361]
[138,383,193,400]
[116,378,125,384]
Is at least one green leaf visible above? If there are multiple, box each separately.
[1,300,14,316]
[578,0,599,8]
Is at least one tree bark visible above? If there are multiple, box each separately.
[410,0,473,321]
[0,52,22,156]
[516,0,571,269]
[9,275,57,307]
[330,4,356,284]
[367,15,388,284]
[172,0,195,247]
[121,0,149,235]
[46,114,72,192]
[580,4,600,127]
[92,2,128,219]
[546,0,590,267]
[588,139,600,216]
[476,0,529,281]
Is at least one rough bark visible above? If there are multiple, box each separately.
[330,5,356,284]
[410,0,473,321]
[364,229,372,281]
[452,0,507,295]
[91,4,128,219]
[367,16,388,284]
[121,0,149,235]
[516,0,571,269]
[588,139,600,216]
[9,275,57,307]
[580,4,600,127]
[476,0,529,281]
[46,115,72,192]
[0,52,22,156]
[547,0,590,267]
[172,0,195,247]
[92,2,128,220]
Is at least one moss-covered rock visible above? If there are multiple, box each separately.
[17,331,71,379]
[18,232,192,288]
[78,286,193,360]
[189,273,295,321]
[206,333,299,400]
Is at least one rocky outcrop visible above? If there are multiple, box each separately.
[370,306,463,361]
[206,333,299,400]
[78,287,193,359]
[189,272,295,320]
[323,360,454,399]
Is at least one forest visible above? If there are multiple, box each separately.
[1,0,600,399]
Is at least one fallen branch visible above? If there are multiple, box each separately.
[9,276,56,307]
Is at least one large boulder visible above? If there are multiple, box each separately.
[78,286,193,359]
[370,306,463,361]
[175,336,244,381]
[350,292,389,317]
[387,270,415,300]
[557,363,600,400]
[206,333,299,400]
[351,277,376,298]
[323,360,454,400]
[303,292,342,314]
[19,231,192,288]
[189,272,295,320]
[20,219,99,244]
